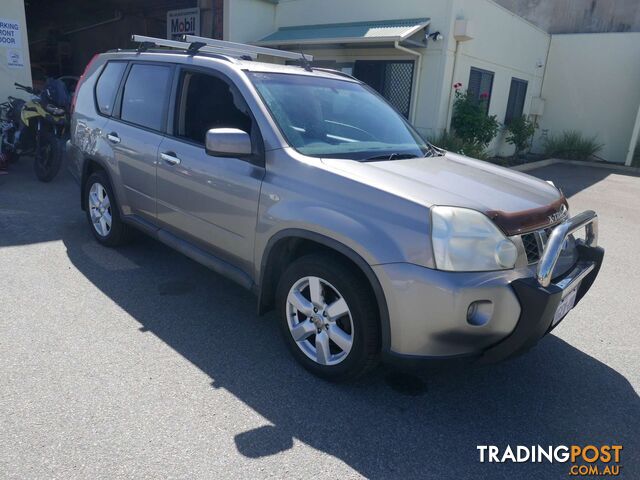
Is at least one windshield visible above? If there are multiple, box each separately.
[247,72,431,160]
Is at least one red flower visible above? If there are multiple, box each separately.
[453,82,462,90]
[480,92,489,99]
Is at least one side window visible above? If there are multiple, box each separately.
[175,71,252,144]
[504,78,528,124]
[468,67,494,114]
[95,62,127,116]
[120,64,172,131]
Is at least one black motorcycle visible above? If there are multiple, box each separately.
[0,78,70,182]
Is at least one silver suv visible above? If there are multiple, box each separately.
[67,36,603,381]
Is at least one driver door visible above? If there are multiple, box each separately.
[156,68,265,271]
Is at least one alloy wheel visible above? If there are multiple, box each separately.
[286,276,354,366]
[88,182,112,237]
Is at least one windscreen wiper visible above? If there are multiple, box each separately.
[364,153,417,162]
[424,143,446,157]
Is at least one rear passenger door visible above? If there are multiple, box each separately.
[106,62,173,220]
[156,67,265,271]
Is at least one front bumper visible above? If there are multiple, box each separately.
[480,244,603,363]
[374,211,603,362]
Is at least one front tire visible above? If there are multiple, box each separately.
[85,170,131,247]
[276,253,380,381]
[34,132,63,182]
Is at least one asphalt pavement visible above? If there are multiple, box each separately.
[0,159,638,479]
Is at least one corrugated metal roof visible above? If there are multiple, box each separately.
[257,18,430,46]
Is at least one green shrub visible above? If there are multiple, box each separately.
[505,116,535,158]
[543,130,603,160]
[429,131,488,160]
[450,90,500,149]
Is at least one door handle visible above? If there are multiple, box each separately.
[161,151,181,166]
[106,132,120,144]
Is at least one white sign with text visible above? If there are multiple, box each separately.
[7,49,24,68]
[0,18,22,49]
[167,8,200,41]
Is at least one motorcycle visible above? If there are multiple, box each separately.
[0,78,70,182]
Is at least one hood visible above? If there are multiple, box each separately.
[321,152,568,235]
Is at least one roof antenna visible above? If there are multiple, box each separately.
[300,52,313,72]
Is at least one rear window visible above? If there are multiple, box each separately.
[95,61,126,116]
[120,64,172,131]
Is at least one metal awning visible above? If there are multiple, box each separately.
[257,18,430,47]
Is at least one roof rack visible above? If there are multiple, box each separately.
[181,34,313,61]
[131,34,313,63]
[131,35,258,59]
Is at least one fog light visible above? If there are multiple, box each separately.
[466,300,493,326]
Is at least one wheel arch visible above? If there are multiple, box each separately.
[257,229,391,353]
[80,157,121,214]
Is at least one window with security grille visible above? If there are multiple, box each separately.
[353,60,414,118]
[505,77,528,124]
[468,67,494,114]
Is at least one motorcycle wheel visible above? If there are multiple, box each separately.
[34,132,63,182]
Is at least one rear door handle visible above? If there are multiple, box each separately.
[106,132,120,144]
[161,151,181,166]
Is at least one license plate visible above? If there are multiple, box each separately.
[552,284,579,326]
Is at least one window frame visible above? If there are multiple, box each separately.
[504,77,528,125]
[468,67,495,115]
[111,61,176,135]
[166,65,265,167]
[93,60,128,118]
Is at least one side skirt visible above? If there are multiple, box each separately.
[123,215,255,291]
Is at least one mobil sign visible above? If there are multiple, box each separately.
[167,8,200,40]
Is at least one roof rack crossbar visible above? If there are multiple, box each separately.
[131,35,258,60]
[181,34,313,61]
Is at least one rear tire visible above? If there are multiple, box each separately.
[34,133,63,182]
[276,253,380,381]
[85,170,131,247]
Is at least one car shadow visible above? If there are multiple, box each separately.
[58,218,639,479]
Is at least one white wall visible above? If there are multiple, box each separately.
[274,0,451,27]
[446,0,550,155]
[223,0,276,43]
[0,0,32,102]
[536,32,640,163]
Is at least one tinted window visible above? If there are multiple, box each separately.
[176,71,252,144]
[468,67,494,114]
[505,78,528,124]
[121,64,172,131]
[95,62,126,115]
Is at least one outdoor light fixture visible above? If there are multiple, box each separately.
[427,31,444,42]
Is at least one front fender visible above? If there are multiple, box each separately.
[257,201,407,268]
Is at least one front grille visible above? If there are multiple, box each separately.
[521,227,555,264]
[522,233,540,263]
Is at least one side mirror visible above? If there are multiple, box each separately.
[205,128,252,157]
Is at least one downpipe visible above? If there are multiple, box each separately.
[393,41,422,124]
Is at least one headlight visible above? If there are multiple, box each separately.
[431,206,518,271]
